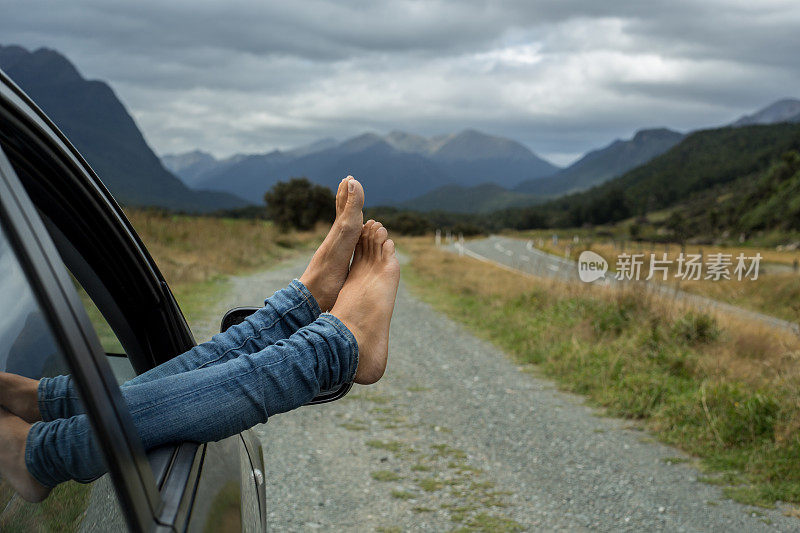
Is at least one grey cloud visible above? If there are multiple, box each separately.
[1,0,798,164]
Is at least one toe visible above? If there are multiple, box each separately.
[361,221,374,256]
[344,177,364,213]
[335,178,348,215]
[368,222,382,258]
[373,226,388,258]
[383,238,395,258]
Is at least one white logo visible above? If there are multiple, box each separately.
[578,251,608,283]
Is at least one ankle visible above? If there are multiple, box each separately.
[331,311,385,385]
[0,374,42,422]
[299,272,331,311]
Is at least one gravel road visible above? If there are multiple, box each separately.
[189,253,798,532]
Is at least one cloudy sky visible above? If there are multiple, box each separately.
[2,0,799,165]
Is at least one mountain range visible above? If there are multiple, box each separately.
[397,183,542,214]
[513,128,685,196]
[0,45,246,212]
[731,98,800,127]
[530,122,800,229]
[167,125,689,212]
[385,99,800,212]
[172,107,793,213]
[164,128,560,206]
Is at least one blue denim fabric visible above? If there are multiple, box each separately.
[37,279,321,421]
[26,281,358,488]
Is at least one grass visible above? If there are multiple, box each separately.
[125,209,320,287]
[0,481,92,532]
[363,429,523,526]
[402,237,800,508]
[662,456,690,464]
[346,391,391,404]
[678,274,800,324]
[339,422,369,431]
[371,470,403,482]
[511,229,800,324]
[66,209,323,356]
[417,478,445,492]
[456,512,526,532]
[430,444,467,460]
[366,440,409,453]
[125,209,321,327]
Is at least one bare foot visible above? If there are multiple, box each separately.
[0,372,41,423]
[299,176,365,311]
[330,220,400,384]
[0,408,51,503]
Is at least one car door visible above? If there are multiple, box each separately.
[0,70,264,532]
[0,143,156,531]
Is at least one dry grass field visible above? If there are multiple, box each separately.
[125,210,322,326]
[508,231,800,325]
[126,209,320,286]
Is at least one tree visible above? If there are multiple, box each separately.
[666,211,688,244]
[264,177,335,230]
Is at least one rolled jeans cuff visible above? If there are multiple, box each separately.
[290,278,322,318]
[318,313,359,385]
[37,375,83,422]
[26,417,102,488]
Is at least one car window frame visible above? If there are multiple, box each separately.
[0,146,157,532]
[0,69,210,532]
[0,71,195,372]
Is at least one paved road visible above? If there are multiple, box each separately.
[454,235,799,335]
[188,253,798,532]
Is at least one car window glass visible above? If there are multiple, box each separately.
[68,275,136,385]
[71,276,124,355]
[0,221,127,531]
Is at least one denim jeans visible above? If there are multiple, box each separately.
[26,280,358,487]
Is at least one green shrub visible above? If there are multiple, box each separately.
[671,312,720,344]
[592,294,643,336]
[664,383,780,449]
[707,385,780,447]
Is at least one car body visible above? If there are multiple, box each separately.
[0,69,271,532]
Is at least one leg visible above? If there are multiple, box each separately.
[0,373,40,423]
[124,278,323,385]
[16,313,358,494]
[6,177,366,422]
[31,278,321,422]
[1,217,400,501]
